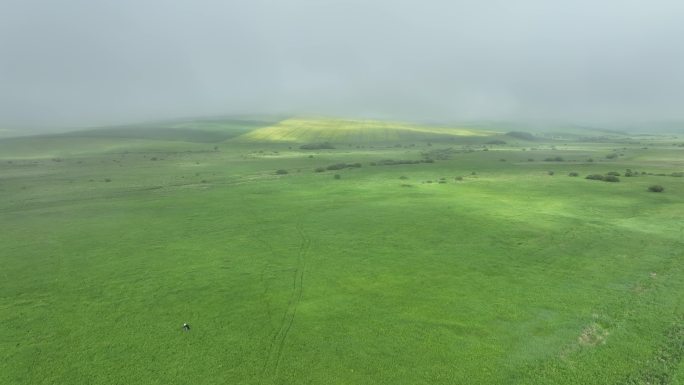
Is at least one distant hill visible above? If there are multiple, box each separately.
[237,117,500,143]
[0,117,277,157]
[59,118,276,143]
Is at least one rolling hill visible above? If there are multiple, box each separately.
[237,117,501,143]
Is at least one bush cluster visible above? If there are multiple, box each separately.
[421,148,453,160]
[648,185,664,192]
[506,131,536,140]
[486,139,507,145]
[372,159,433,166]
[300,142,335,150]
[586,174,620,182]
[315,163,361,172]
[326,163,361,170]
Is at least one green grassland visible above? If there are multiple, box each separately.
[1,117,683,384]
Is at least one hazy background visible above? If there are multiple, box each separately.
[1,0,683,130]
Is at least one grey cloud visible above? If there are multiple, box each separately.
[1,0,683,128]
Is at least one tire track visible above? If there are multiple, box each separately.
[237,194,278,330]
[261,220,310,379]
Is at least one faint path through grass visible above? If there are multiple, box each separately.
[261,220,310,380]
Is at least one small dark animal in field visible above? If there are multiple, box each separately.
[182,323,190,331]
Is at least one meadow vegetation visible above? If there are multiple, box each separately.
[1,117,683,385]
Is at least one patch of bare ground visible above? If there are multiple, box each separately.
[578,323,609,347]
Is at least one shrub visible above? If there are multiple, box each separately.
[648,185,664,192]
[486,139,507,145]
[528,158,534,162]
[300,142,335,150]
[314,167,325,173]
[326,163,348,170]
[375,159,421,166]
[603,175,620,182]
[275,169,288,175]
[606,171,620,176]
[548,170,555,175]
[334,174,341,180]
[568,172,579,177]
[586,174,605,180]
[606,153,618,159]
[587,158,594,162]
[506,131,536,140]
[399,176,408,180]
[326,163,362,171]
[104,178,112,182]
[545,156,564,162]
[455,176,463,181]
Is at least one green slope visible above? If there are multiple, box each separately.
[0,118,276,158]
[238,117,501,143]
[1,117,683,385]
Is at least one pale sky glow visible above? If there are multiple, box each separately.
[1,0,683,127]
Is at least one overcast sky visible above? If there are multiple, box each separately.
[1,0,683,128]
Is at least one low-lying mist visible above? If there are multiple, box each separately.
[1,0,683,131]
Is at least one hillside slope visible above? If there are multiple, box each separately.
[238,118,500,143]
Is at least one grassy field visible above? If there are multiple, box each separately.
[1,117,683,384]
